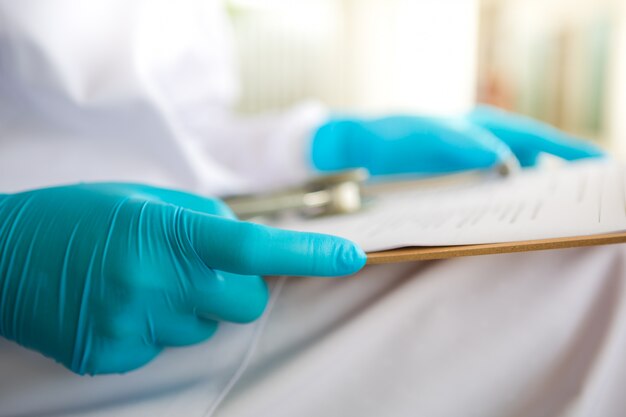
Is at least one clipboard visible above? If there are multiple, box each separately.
[366,232,626,264]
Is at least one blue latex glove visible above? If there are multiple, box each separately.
[312,105,604,175]
[0,183,365,375]
[467,105,604,167]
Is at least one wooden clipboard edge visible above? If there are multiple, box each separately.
[366,232,626,265]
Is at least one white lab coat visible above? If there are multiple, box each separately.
[1,1,626,416]
[0,0,324,196]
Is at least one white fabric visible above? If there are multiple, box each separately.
[0,0,324,196]
[217,247,626,417]
[1,1,626,417]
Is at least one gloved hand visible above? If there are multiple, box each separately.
[0,183,366,375]
[311,105,604,175]
[467,105,604,167]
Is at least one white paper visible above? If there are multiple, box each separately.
[274,161,626,252]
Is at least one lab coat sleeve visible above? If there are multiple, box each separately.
[0,0,327,196]
[182,102,328,195]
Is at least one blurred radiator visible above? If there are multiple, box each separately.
[229,0,478,115]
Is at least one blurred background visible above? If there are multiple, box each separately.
[227,0,626,156]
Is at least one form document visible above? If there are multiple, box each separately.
[275,161,626,252]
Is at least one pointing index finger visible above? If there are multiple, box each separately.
[180,210,367,277]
